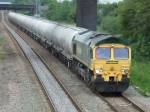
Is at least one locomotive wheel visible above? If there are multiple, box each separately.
[89,81,96,92]
[85,69,92,85]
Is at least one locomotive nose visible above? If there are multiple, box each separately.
[95,64,129,82]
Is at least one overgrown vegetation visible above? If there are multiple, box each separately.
[97,3,122,34]
[118,0,150,60]
[131,60,150,95]
[13,0,34,4]
[14,0,150,94]
[42,0,75,23]
[0,36,5,60]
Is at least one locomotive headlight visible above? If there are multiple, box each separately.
[122,68,129,74]
[96,69,100,74]
[95,68,103,74]
[122,66,129,74]
[124,69,129,74]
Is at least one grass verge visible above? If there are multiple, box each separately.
[131,60,150,96]
[0,36,5,60]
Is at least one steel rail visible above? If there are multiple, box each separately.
[3,15,80,112]
[95,92,119,112]
[33,50,84,112]
[121,95,145,112]
[97,93,145,112]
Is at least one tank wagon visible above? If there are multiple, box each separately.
[8,12,131,93]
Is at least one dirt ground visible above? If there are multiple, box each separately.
[0,19,51,111]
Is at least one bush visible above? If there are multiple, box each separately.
[118,0,150,59]
[42,0,75,23]
[100,15,121,34]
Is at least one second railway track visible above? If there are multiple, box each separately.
[2,12,82,112]
[98,93,145,112]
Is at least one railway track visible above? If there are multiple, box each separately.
[2,13,82,112]
[97,93,145,112]
[4,12,115,112]
[3,11,146,112]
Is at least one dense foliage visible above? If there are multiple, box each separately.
[42,0,75,23]
[118,0,150,59]
[97,3,121,34]
[99,1,150,60]
[13,0,34,4]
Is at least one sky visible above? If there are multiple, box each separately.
[98,0,122,3]
[0,0,123,4]
[0,0,15,2]
[57,0,123,4]
[0,0,10,2]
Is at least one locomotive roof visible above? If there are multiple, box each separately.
[74,31,128,47]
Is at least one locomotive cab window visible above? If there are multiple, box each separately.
[96,47,111,60]
[114,48,129,59]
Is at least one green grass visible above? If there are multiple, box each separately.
[0,37,5,60]
[131,60,150,96]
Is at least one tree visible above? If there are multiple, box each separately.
[118,0,150,59]
[101,15,121,34]
[97,3,121,34]
[13,0,34,4]
[42,0,75,23]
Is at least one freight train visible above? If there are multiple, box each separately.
[8,12,131,93]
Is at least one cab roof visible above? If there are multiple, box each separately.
[74,31,128,47]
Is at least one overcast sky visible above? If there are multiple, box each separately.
[57,0,123,4]
[0,0,123,4]
[99,0,122,3]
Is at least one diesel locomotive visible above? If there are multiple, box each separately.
[8,12,131,93]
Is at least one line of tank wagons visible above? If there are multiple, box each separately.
[8,12,131,93]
